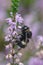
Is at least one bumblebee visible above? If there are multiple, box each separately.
[22,25,32,39]
[16,25,32,48]
[16,40,26,48]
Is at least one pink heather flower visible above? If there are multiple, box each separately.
[15,58,20,63]
[5,45,10,49]
[17,16,24,23]
[19,62,24,65]
[5,36,10,42]
[14,54,18,58]
[12,31,17,37]
[9,43,12,48]
[5,13,24,65]
[15,13,24,24]
[5,35,12,42]
[11,22,16,30]
[5,18,12,25]
[7,26,13,34]
[10,49,15,54]
[6,18,16,29]
[15,13,21,20]
[17,52,22,58]
[5,54,12,59]
[5,54,9,59]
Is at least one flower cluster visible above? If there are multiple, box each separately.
[5,13,32,65]
[5,13,24,65]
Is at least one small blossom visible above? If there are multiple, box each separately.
[9,43,12,48]
[8,34,12,39]
[6,18,16,30]
[11,39,16,43]
[5,54,12,59]
[15,13,21,21]
[8,54,12,59]
[5,45,10,49]
[19,62,24,65]
[10,49,15,54]
[6,63,11,65]
[15,13,23,23]
[11,22,16,30]
[7,26,13,34]
[5,36,10,42]
[12,31,17,37]
[17,52,22,58]
[10,12,13,17]
[18,16,23,23]
[14,54,18,58]
[5,55,9,59]
[6,34,12,41]
[15,58,20,63]
[5,18,12,25]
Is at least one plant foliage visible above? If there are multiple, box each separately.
[11,0,20,15]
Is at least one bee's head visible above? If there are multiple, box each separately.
[22,25,29,32]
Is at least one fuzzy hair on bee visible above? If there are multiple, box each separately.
[16,25,32,48]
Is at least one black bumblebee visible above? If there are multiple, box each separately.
[22,25,32,39]
[16,40,26,48]
[16,25,32,48]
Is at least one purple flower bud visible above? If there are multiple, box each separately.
[5,35,12,42]
[5,18,12,25]
[15,13,24,24]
